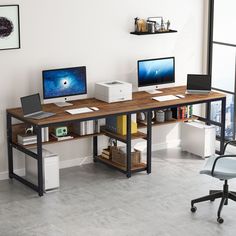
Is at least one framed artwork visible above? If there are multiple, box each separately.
[0,5,20,50]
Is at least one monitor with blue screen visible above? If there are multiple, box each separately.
[138,57,175,93]
[42,66,87,106]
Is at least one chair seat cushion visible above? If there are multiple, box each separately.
[200,155,236,180]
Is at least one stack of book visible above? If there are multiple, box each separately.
[17,134,37,145]
[73,119,105,136]
[101,148,111,160]
[17,127,49,145]
[50,133,74,141]
[172,105,193,120]
[106,115,137,135]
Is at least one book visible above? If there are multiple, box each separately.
[50,133,73,141]
[44,127,49,142]
[41,127,49,142]
[117,115,137,135]
[102,148,110,156]
[94,120,99,133]
[18,139,37,145]
[189,105,193,118]
[86,120,94,135]
[101,153,110,159]
[17,134,37,145]
[105,116,117,133]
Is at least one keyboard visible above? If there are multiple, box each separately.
[66,107,93,115]
[152,95,180,102]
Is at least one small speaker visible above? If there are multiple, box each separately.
[55,127,68,137]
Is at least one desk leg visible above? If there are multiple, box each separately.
[36,126,44,196]
[126,114,131,178]
[146,111,152,174]
[220,97,226,154]
[206,102,211,125]
[93,136,98,162]
[7,113,13,179]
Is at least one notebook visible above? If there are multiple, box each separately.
[21,93,55,119]
[186,74,211,94]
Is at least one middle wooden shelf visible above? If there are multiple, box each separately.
[100,126,147,143]
[137,116,198,129]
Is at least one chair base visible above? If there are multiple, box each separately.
[191,180,236,223]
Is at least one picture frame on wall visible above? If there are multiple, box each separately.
[0,5,20,50]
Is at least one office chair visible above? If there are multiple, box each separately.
[191,140,236,224]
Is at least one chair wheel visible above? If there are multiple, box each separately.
[191,206,197,213]
[210,198,215,202]
[217,217,224,224]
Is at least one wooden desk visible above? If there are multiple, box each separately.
[6,86,226,196]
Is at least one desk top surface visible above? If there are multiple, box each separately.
[7,86,225,126]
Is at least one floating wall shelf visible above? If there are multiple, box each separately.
[130,30,177,35]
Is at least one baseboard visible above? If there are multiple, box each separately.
[151,139,181,152]
[0,156,93,181]
[0,168,25,181]
[59,155,93,169]
[0,139,180,181]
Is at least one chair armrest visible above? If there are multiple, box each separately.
[211,155,236,176]
[223,140,236,154]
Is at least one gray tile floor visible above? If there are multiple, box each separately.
[1,148,236,236]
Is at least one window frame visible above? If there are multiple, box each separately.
[207,0,236,141]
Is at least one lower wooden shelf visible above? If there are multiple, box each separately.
[96,156,147,172]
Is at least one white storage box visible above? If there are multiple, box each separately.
[25,148,59,192]
[181,121,216,158]
[95,80,132,103]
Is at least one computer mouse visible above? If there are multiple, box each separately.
[176,94,185,98]
[90,107,99,111]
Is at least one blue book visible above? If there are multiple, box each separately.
[106,116,117,133]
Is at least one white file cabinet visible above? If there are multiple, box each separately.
[25,148,59,192]
[181,121,216,158]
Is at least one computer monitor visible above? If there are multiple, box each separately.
[137,57,175,94]
[42,66,87,106]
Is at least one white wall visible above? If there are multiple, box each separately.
[0,0,206,177]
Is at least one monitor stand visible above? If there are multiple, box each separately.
[54,101,73,107]
[146,89,163,95]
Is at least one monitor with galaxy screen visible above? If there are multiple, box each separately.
[42,66,87,106]
[137,57,175,93]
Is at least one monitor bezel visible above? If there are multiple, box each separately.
[137,57,175,88]
[42,66,87,100]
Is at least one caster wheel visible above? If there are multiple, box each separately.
[217,217,224,224]
[210,198,215,202]
[191,206,197,213]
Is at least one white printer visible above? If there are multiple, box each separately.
[95,80,132,103]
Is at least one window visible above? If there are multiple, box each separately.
[208,0,236,141]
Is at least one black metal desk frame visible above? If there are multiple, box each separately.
[6,96,226,196]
